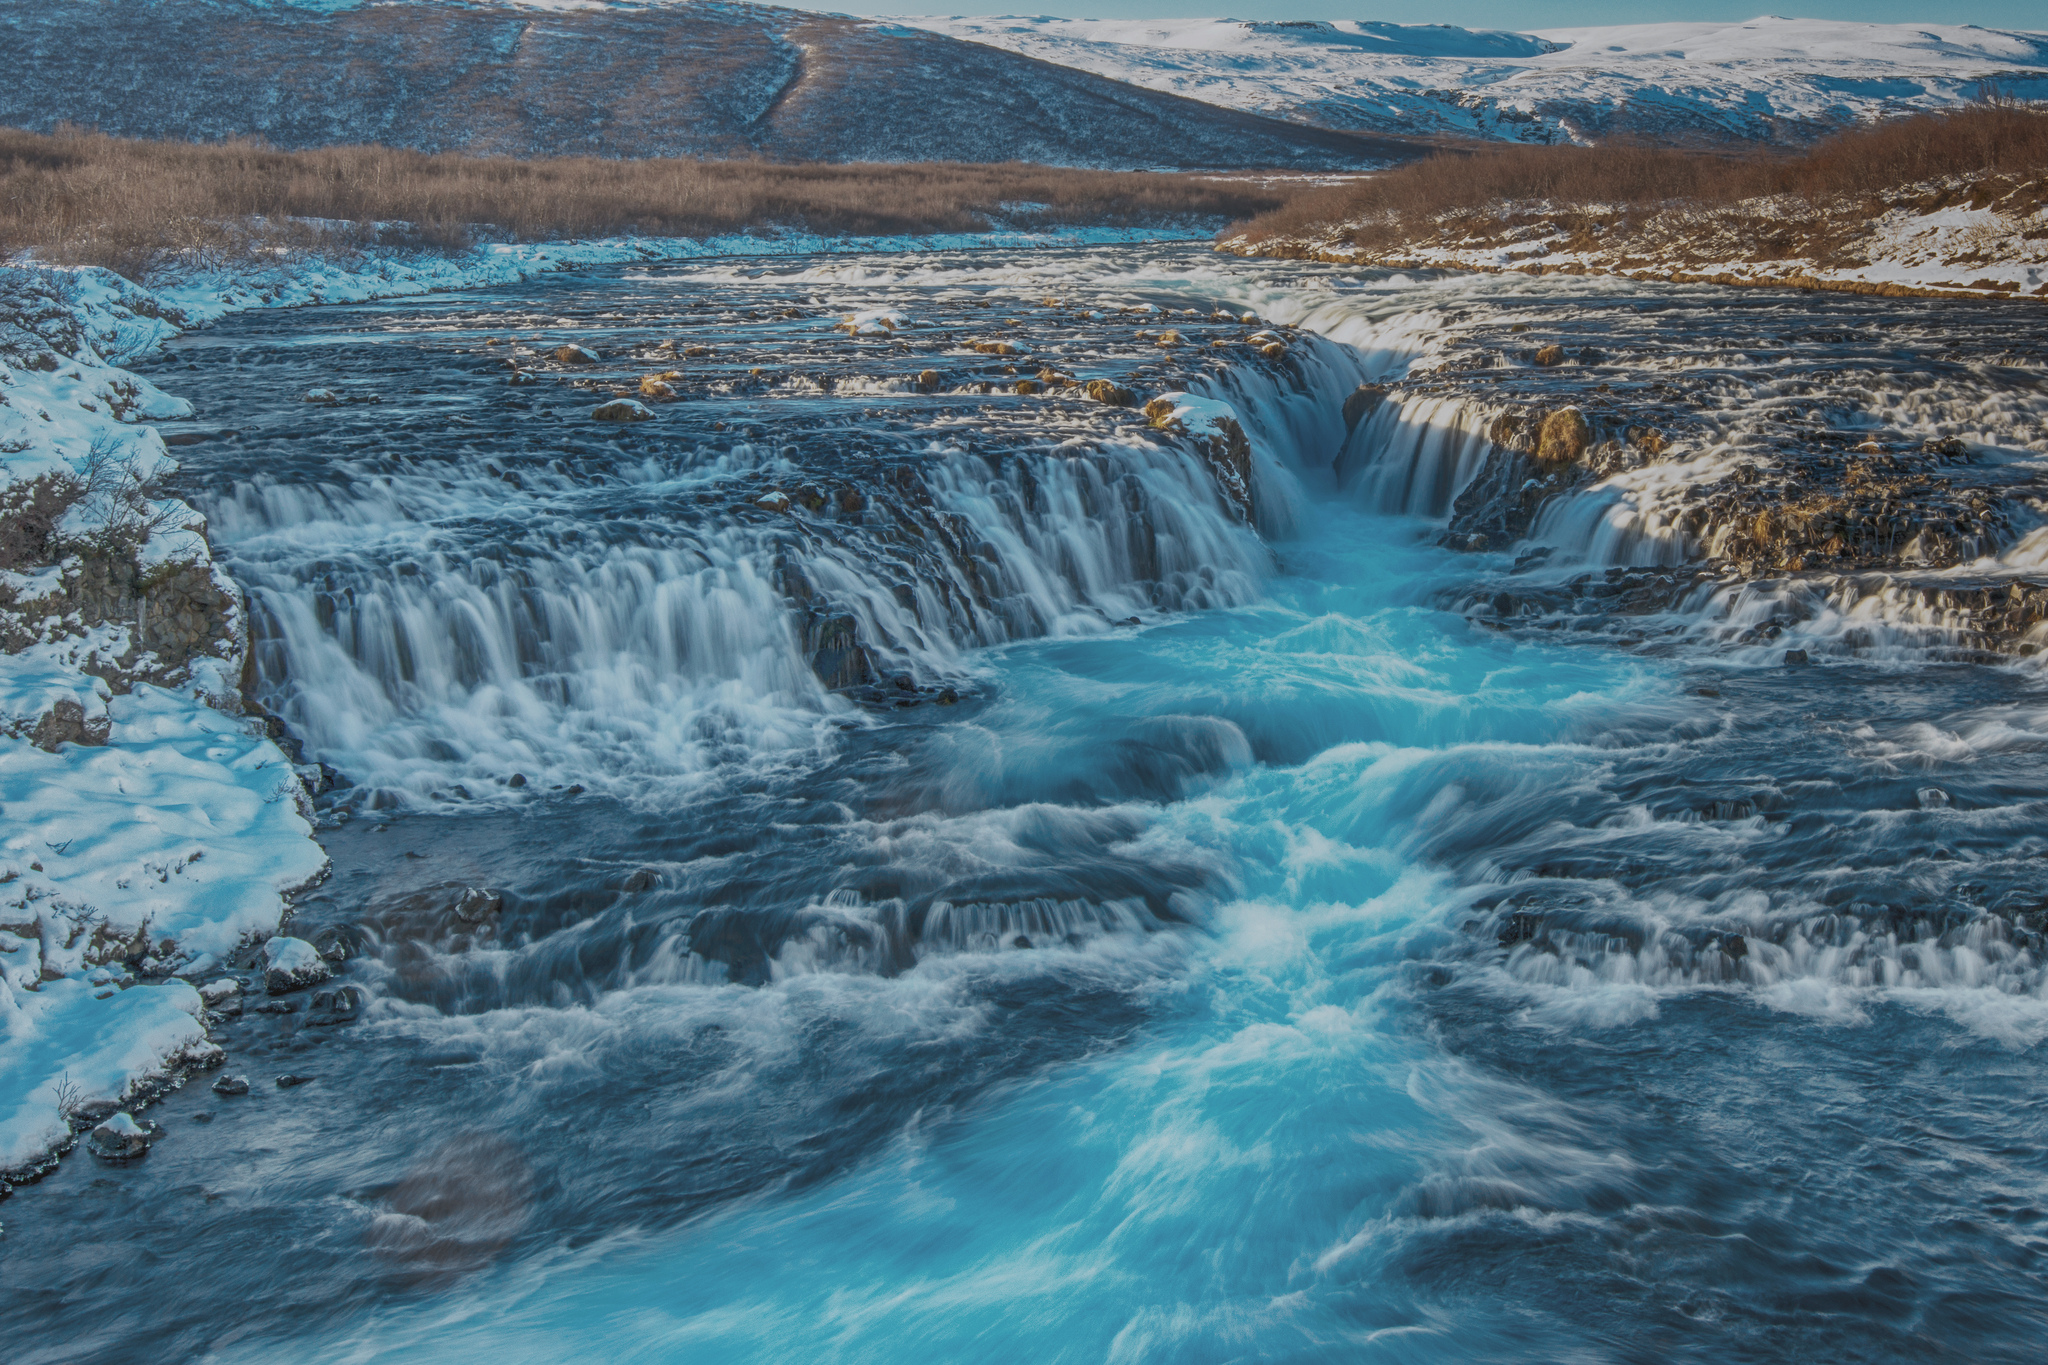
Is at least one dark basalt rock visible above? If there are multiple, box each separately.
[211,1074,250,1096]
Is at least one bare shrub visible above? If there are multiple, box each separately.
[0,472,77,574]
[0,127,1294,280]
[1228,103,2048,250]
[65,431,186,558]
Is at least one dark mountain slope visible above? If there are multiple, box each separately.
[0,0,1422,168]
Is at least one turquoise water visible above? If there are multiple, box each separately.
[292,506,1674,1363]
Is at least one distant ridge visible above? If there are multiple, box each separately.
[897,15,2048,146]
[0,0,1422,168]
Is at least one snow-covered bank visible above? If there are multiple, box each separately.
[0,222,1216,1198]
[1220,184,2048,302]
[0,265,331,1192]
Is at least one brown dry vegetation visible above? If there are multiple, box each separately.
[0,127,1297,281]
[1229,103,2048,257]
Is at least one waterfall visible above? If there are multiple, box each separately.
[207,364,1368,806]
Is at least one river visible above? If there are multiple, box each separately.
[4,244,2046,1363]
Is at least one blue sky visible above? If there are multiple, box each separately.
[842,3,2046,29]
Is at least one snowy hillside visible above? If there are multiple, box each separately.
[890,16,2048,145]
[0,0,1412,169]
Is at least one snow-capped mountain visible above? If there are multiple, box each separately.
[0,0,1412,168]
[888,15,2048,144]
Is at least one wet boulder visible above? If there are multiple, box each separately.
[1014,379,1042,395]
[264,935,333,995]
[755,491,792,512]
[972,340,1017,356]
[303,388,342,404]
[915,369,941,392]
[1533,344,1566,367]
[638,374,679,401]
[1083,379,1135,407]
[591,399,653,423]
[453,887,503,925]
[553,344,600,365]
[211,1074,250,1097]
[306,984,366,1027]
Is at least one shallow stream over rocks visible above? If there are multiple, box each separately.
[4,245,2048,1363]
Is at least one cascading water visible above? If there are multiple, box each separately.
[6,246,2048,1365]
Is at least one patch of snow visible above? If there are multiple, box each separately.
[261,936,320,975]
[0,975,205,1172]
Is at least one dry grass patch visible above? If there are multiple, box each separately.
[0,127,1298,281]
[1227,103,2048,263]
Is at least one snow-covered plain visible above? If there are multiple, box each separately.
[887,16,2048,145]
[0,221,1210,1192]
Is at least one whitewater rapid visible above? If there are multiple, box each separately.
[3,245,2045,1365]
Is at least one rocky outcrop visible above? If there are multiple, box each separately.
[0,554,244,693]
[1337,298,2048,658]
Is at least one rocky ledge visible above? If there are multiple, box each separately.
[1331,289,2048,659]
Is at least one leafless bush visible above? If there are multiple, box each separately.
[64,431,186,558]
[52,1072,81,1121]
[1228,103,2048,249]
[0,127,1294,281]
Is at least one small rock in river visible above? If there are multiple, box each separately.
[265,936,333,995]
[755,490,792,511]
[1083,379,1135,407]
[591,398,654,423]
[303,388,342,404]
[275,1074,315,1089]
[1917,787,1951,809]
[1784,649,1811,667]
[454,888,503,924]
[1536,407,1592,463]
[306,985,366,1027]
[622,868,659,894]
[553,344,600,365]
[87,1112,160,1161]
[212,1075,251,1097]
[1533,344,1566,366]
